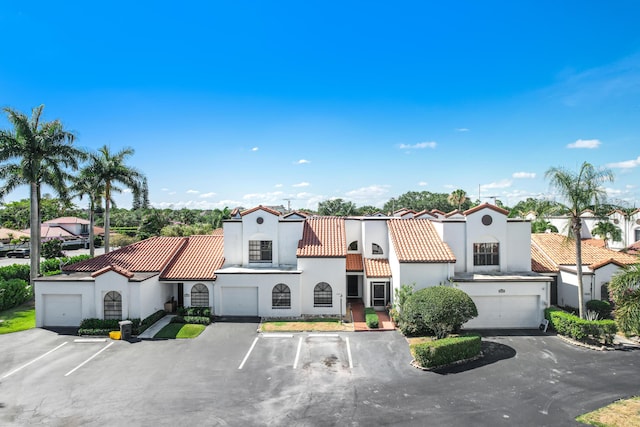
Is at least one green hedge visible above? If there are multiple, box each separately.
[411,334,482,368]
[0,279,33,311]
[177,306,212,317]
[586,300,612,319]
[78,310,167,336]
[171,315,211,325]
[545,307,617,345]
[0,265,30,283]
[364,307,379,329]
[0,255,93,284]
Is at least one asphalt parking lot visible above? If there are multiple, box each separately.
[1,323,639,426]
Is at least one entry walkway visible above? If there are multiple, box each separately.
[350,300,395,332]
[137,315,175,339]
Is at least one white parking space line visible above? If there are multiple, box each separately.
[64,342,114,377]
[308,333,339,338]
[1,342,68,379]
[345,337,353,369]
[262,333,294,338]
[293,337,303,369]
[238,337,259,370]
[74,338,107,343]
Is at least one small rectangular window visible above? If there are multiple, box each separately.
[473,242,499,266]
[249,240,272,262]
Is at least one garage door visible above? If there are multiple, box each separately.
[464,295,540,329]
[220,287,258,316]
[43,294,82,327]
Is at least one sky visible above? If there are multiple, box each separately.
[1,1,640,211]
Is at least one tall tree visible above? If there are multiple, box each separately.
[88,145,144,252]
[0,105,84,281]
[318,198,356,216]
[447,189,468,211]
[608,264,640,336]
[545,162,614,318]
[591,220,622,249]
[71,168,105,257]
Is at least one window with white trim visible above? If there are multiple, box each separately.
[249,240,272,262]
[348,241,358,251]
[372,243,383,255]
[104,291,122,320]
[473,242,499,266]
[191,283,209,307]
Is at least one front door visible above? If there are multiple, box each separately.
[371,282,388,310]
[347,276,359,297]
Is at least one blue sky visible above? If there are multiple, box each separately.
[1,1,640,211]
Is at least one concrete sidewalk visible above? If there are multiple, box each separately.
[137,315,175,339]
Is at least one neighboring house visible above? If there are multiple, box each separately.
[21,217,105,244]
[0,227,30,244]
[542,209,640,251]
[531,233,638,309]
[35,204,551,330]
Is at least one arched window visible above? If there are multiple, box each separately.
[348,241,358,251]
[372,243,384,255]
[314,282,332,307]
[191,284,209,307]
[104,291,122,320]
[272,283,291,309]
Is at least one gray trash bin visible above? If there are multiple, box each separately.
[119,320,133,341]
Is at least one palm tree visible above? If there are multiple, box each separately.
[545,162,614,318]
[0,105,84,281]
[591,220,622,249]
[87,145,144,252]
[608,264,640,335]
[448,189,467,211]
[70,169,106,257]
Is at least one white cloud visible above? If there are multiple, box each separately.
[169,191,176,195]
[296,159,311,164]
[455,128,469,132]
[481,180,512,190]
[151,199,242,210]
[418,181,428,187]
[443,184,456,189]
[607,156,640,169]
[398,141,437,150]
[345,185,390,202]
[605,187,624,196]
[512,172,536,179]
[186,189,200,194]
[251,147,259,151]
[626,184,636,189]
[161,188,170,192]
[293,182,310,188]
[199,192,216,198]
[567,139,601,149]
[274,183,283,188]
[242,191,285,205]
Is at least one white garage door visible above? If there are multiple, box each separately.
[43,294,83,327]
[464,295,541,329]
[220,287,258,316]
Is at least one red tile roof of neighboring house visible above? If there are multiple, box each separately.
[624,241,640,256]
[297,217,346,257]
[445,209,463,218]
[211,228,223,236]
[36,225,77,239]
[161,235,225,280]
[415,210,436,219]
[582,238,607,248]
[92,265,135,279]
[44,217,90,225]
[0,227,30,241]
[364,258,391,277]
[346,254,363,271]
[64,236,187,273]
[531,233,637,269]
[531,244,558,273]
[464,203,509,216]
[241,205,282,217]
[387,219,456,263]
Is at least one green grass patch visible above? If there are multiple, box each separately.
[261,318,350,332]
[154,323,206,339]
[0,301,35,334]
[576,396,640,426]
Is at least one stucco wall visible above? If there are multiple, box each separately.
[362,220,389,258]
[182,281,215,309]
[278,221,304,265]
[138,276,167,319]
[506,221,532,271]
[465,209,507,272]
[345,219,361,252]
[35,280,96,327]
[298,257,346,315]
[223,221,242,265]
[94,271,131,319]
[398,263,450,290]
[439,221,466,272]
[243,210,280,266]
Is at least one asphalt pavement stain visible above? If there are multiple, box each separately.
[323,355,338,367]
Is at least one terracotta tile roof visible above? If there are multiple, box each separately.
[624,241,640,256]
[92,265,135,279]
[64,236,187,273]
[346,254,363,271]
[415,210,436,219]
[582,238,606,248]
[445,209,463,218]
[531,233,637,268]
[44,217,89,225]
[0,227,30,240]
[283,211,309,219]
[161,235,224,280]
[589,258,629,270]
[297,217,346,257]
[211,228,223,236]
[36,225,78,239]
[531,244,558,273]
[387,219,456,263]
[364,258,391,277]
[464,203,509,216]
[241,205,282,217]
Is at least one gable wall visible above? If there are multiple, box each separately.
[223,221,242,265]
[361,220,389,258]
[278,221,304,265]
[465,210,508,272]
[439,221,466,272]
[506,221,533,271]
[242,210,280,266]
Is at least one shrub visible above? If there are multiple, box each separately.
[78,317,144,336]
[399,286,477,338]
[40,255,93,275]
[608,264,640,336]
[545,307,617,345]
[41,239,64,259]
[0,279,32,311]
[171,315,211,325]
[0,264,30,282]
[364,307,379,329]
[411,334,481,368]
[137,310,168,335]
[586,300,612,319]
[177,306,212,317]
